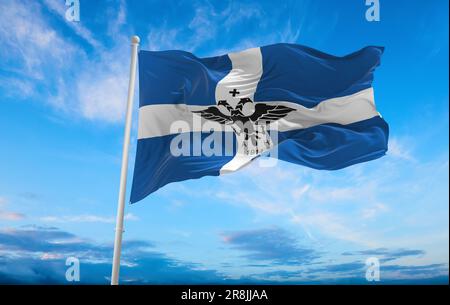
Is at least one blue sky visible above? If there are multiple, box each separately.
[0,0,448,284]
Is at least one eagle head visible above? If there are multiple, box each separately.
[236,97,255,117]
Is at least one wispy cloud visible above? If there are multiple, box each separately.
[342,248,426,262]
[388,138,415,161]
[211,135,448,252]
[42,0,102,49]
[360,203,389,219]
[39,212,138,224]
[0,0,81,85]
[0,0,135,123]
[106,0,127,39]
[145,1,265,54]
[75,47,131,122]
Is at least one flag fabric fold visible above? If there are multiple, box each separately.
[130,43,388,203]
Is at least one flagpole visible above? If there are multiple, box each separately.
[111,35,140,285]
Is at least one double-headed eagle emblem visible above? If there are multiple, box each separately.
[193,94,296,155]
[193,98,295,126]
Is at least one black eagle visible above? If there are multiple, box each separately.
[192,98,295,126]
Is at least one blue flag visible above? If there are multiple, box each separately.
[130,43,389,203]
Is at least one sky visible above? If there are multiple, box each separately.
[0,0,448,284]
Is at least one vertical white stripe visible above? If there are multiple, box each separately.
[216,48,264,174]
[215,48,263,108]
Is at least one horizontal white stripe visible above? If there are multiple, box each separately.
[137,88,379,140]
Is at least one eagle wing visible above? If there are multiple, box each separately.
[192,107,233,124]
[250,103,296,123]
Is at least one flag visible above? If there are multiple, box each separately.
[130,43,389,203]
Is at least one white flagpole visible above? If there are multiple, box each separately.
[111,35,140,285]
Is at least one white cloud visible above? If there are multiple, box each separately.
[145,4,220,53]
[222,4,263,29]
[145,2,264,54]
[307,186,358,203]
[42,0,102,49]
[388,138,415,161]
[216,190,291,215]
[76,50,130,122]
[0,0,80,79]
[52,1,134,123]
[360,203,389,219]
[107,0,127,38]
[40,213,138,224]
[147,25,184,51]
[290,212,375,246]
[0,77,35,99]
[0,0,139,123]
[208,135,448,251]
[291,185,310,200]
[40,252,64,260]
